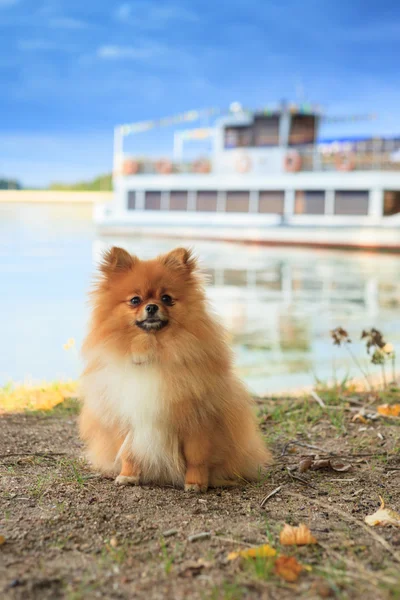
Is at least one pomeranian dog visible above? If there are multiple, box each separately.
[79,246,271,491]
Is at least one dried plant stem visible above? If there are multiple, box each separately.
[381,362,387,389]
[344,343,371,390]
[391,353,396,383]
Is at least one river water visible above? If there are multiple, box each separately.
[1,202,399,394]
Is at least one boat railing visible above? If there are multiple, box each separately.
[117,146,400,175]
[299,146,400,172]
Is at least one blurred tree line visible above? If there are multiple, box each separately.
[0,178,22,189]
[49,173,112,191]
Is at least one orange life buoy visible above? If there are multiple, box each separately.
[193,159,211,173]
[156,159,173,174]
[335,153,355,171]
[122,159,140,175]
[284,151,302,172]
[235,154,251,173]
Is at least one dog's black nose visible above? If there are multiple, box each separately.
[145,304,159,316]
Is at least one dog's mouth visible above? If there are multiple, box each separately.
[135,317,169,332]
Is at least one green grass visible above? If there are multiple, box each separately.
[209,582,247,600]
[243,556,275,581]
[160,537,175,574]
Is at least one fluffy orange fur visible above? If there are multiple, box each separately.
[79,246,271,491]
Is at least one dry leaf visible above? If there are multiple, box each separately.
[299,458,351,473]
[377,404,400,417]
[365,497,400,527]
[227,544,277,560]
[180,559,211,577]
[310,459,331,470]
[298,457,313,473]
[0,535,5,546]
[280,523,317,546]
[274,555,303,582]
[329,460,351,472]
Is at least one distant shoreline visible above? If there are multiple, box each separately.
[0,190,112,203]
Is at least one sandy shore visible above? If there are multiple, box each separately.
[0,190,112,203]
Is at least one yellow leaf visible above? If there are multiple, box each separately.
[352,413,368,424]
[280,523,317,546]
[227,544,277,561]
[377,404,400,417]
[0,535,5,546]
[274,555,303,582]
[365,497,400,527]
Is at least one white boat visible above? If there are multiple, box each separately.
[95,103,400,251]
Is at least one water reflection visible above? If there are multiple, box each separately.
[92,239,400,393]
[0,202,399,394]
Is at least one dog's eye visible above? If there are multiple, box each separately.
[130,296,141,306]
[161,294,173,306]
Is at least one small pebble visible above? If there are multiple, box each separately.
[163,528,178,538]
[188,531,211,543]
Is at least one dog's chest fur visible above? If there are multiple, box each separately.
[84,355,184,484]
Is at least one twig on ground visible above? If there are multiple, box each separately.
[317,565,397,587]
[279,448,392,462]
[285,490,400,563]
[310,390,326,408]
[286,468,319,489]
[318,542,399,586]
[188,532,211,543]
[281,441,334,456]
[260,485,282,507]
[213,536,255,547]
[0,452,68,459]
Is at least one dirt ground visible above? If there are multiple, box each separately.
[1,390,400,600]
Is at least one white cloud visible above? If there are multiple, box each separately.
[97,43,165,61]
[115,3,131,21]
[114,1,199,28]
[48,17,88,30]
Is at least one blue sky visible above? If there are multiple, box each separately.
[1,0,400,186]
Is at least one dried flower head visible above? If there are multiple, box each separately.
[361,328,386,353]
[330,327,351,346]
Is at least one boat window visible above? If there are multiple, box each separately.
[196,191,218,211]
[223,269,248,286]
[226,191,250,212]
[289,115,317,146]
[253,116,280,147]
[334,191,369,215]
[384,190,400,216]
[295,191,325,214]
[169,191,188,210]
[224,126,253,149]
[258,191,284,214]
[127,191,136,210]
[145,191,161,210]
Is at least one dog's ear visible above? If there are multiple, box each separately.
[161,247,197,272]
[100,246,136,275]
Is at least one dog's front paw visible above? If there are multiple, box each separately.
[184,483,208,493]
[115,475,140,486]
